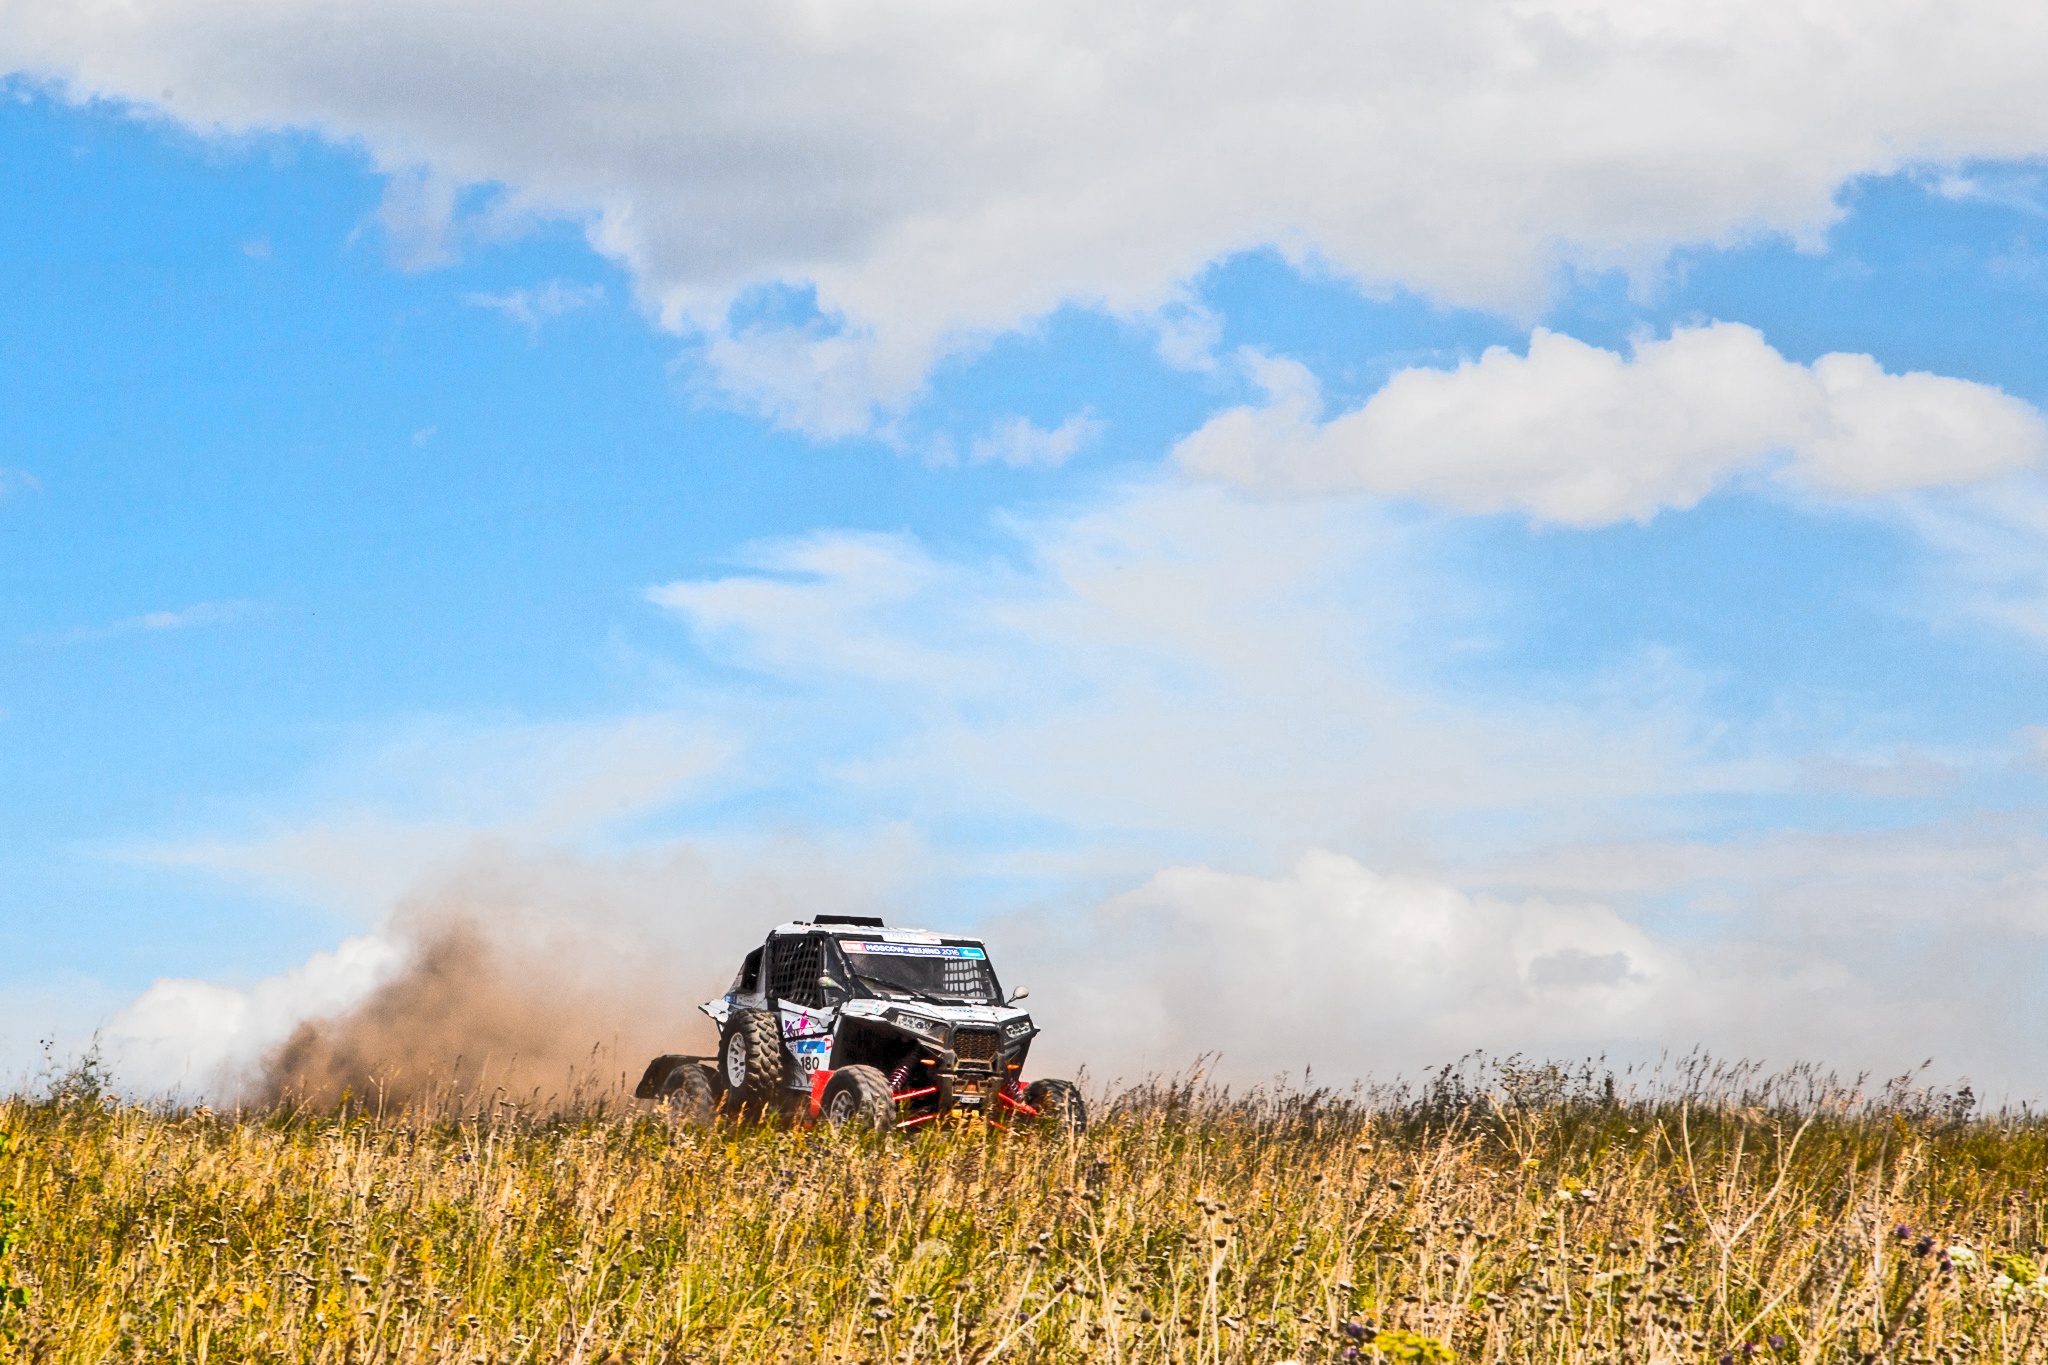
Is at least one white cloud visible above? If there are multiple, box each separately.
[1176,326,2048,525]
[126,712,739,919]
[132,601,251,631]
[968,412,1103,470]
[1887,478,2048,645]
[1927,166,2048,218]
[38,599,258,645]
[0,467,41,497]
[103,934,404,1098]
[370,167,462,272]
[9,2,2048,428]
[1018,851,1676,1082]
[649,481,1779,868]
[465,279,605,336]
[1012,842,2048,1091]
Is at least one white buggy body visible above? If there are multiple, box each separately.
[638,916,1081,1132]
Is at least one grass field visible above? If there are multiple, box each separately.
[3,1059,2046,1364]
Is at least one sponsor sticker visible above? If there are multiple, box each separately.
[844,941,987,960]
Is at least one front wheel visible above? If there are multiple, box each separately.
[822,1065,897,1132]
[1024,1078,1087,1135]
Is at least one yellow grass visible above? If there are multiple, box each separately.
[4,1062,2047,1363]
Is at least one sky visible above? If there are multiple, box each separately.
[6,0,2048,1098]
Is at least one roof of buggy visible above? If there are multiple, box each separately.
[767,920,985,944]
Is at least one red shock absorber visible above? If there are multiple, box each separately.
[889,1059,914,1092]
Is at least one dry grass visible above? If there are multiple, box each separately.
[5,1059,2048,1363]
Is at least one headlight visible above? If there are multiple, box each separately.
[1003,1018,1034,1039]
[888,1010,946,1041]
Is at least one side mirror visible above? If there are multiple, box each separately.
[1007,986,1030,1003]
[818,974,845,998]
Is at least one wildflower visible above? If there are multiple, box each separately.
[1947,1244,1978,1268]
[1893,1224,1913,1240]
[1912,1236,1935,1257]
[1343,1320,1370,1340]
[1768,1336,1785,1350]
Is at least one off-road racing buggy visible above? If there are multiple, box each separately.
[635,916,1084,1134]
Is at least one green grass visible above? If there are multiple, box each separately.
[5,1062,2048,1363]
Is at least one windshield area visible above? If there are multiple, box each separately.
[834,937,1002,1005]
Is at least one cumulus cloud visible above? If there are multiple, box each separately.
[1176,326,2048,525]
[9,2,2048,427]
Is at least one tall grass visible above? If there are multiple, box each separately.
[4,1058,2047,1363]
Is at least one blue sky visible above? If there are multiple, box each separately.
[6,4,2048,1094]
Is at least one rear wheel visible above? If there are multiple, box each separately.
[654,1060,717,1126]
[1024,1078,1086,1135]
[822,1065,896,1132]
[720,1010,785,1114]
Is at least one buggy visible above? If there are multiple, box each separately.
[635,916,1084,1133]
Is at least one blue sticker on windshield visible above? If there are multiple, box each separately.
[845,941,986,960]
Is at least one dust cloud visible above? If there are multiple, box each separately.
[257,915,676,1110]
[250,844,857,1111]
